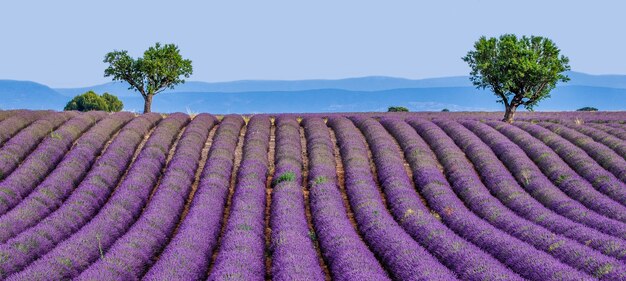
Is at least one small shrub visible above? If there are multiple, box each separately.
[64,91,123,112]
[275,171,296,184]
[388,106,409,112]
[441,108,450,112]
[313,176,327,185]
[576,107,598,112]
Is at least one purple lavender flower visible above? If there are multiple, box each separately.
[0,111,107,215]
[328,117,458,281]
[143,115,245,281]
[0,112,134,243]
[207,115,271,281]
[76,113,217,280]
[461,119,626,263]
[268,117,324,281]
[302,117,390,281]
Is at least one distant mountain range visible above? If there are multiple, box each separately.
[1,71,625,113]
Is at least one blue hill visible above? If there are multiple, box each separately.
[53,76,474,97]
[0,80,66,110]
[2,72,626,112]
[53,71,626,98]
[117,86,626,114]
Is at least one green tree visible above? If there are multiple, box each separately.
[388,106,409,112]
[463,34,570,123]
[104,43,193,113]
[64,91,123,112]
[64,91,110,112]
[102,93,124,112]
[441,108,450,112]
[576,106,598,112]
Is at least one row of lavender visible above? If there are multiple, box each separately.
[268,117,324,280]
[0,113,180,280]
[77,114,217,279]
[272,111,626,123]
[0,112,134,243]
[207,115,271,280]
[301,118,390,280]
[144,115,244,280]
[2,110,625,131]
[0,110,625,280]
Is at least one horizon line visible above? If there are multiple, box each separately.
[2,70,623,89]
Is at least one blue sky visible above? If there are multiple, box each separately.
[1,0,624,87]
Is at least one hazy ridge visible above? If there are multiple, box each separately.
[1,71,625,113]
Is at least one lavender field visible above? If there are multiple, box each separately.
[0,109,626,280]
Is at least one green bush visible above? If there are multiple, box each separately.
[64,91,123,112]
[388,106,409,112]
[441,108,450,112]
[102,93,124,112]
[576,106,598,112]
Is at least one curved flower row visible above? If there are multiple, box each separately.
[461,120,626,263]
[0,110,21,122]
[0,111,76,180]
[484,121,626,222]
[431,119,625,280]
[515,121,626,208]
[207,115,271,281]
[484,121,626,239]
[301,117,389,281]
[405,118,591,281]
[76,113,217,280]
[5,113,188,281]
[538,122,626,183]
[586,123,626,141]
[0,112,134,243]
[0,110,52,146]
[562,122,626,159]
[268,117,324,281]
[143,115,245,280]
[359,117,523,280]
[328,117,458,280]
[0,113,161,278]
[607,122,626,133]
[0,111,107,215]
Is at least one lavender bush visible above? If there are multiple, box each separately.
[538,122,626,182]
[586,123,626,141]
[404,118,593,281]
[0,110,52,147]
[484,121,626,239]
[0,111,76,180]
[429,118,625,280]
[358,117,523,280]
[143,115,244,280]
[76,113,217,280]
[3,113,187,280]
[0,111,106,215]
[302,117,389,281]
[328,117,458,280]
[207,115,271,281]
[268,117,324,280]
[515,121,626,208]
[461,119,626,263]
[0,112,134,243]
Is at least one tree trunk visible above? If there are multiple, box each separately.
[143,95,153,114]
[503,105,517,123]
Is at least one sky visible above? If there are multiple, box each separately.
[1,0,625,87]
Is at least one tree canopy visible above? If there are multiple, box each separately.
[463,34,570,123]
[104,43,192,113]
[576,106,599,112]
[64,91,123,112]
[388,106,409,112]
